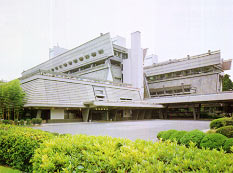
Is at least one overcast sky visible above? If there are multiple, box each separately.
[0,0,232,81]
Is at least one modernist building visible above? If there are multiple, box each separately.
[20,31,233,122]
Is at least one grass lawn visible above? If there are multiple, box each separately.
[0,166,21,173]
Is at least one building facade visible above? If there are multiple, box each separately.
[20,32,232,121]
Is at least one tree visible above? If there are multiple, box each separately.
[222,74,233,91]
[0,79,25,120]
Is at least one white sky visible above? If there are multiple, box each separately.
[0,0,233,81]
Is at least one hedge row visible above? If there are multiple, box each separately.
[210,117,233,129]
[0,118,42,125]
[1,125,233,172]
[157,129,233,152]
[32,135,233,172]
[0,124,54,172]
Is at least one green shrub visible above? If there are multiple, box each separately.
[200,133,227,150]
[157,131,165,140]
[0,124,54,172]
[14,119,19,125]
[2,120,10,124]
[223,138,233,153]
[32,118,42,125]
[180,130,206,147]
[157,130,177,141]
[210,117,233,129]
[169,131,187,143]
[19,120,24,126]
[26,119,31,125]
[206,129,216,134]
[32,135,233,172]
[216,126,233,138]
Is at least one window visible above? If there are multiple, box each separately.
[55,67,58,70]
[63,63,67,67]
[68,61,72,65]
[59,65,63,69]
[73,59,78,63]
[91,52,96,57]
[98,49,104,54]
[85,55,90,59]
[79,57,84,61]
[51,69,54,71]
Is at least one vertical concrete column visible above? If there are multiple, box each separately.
[192,106,197,120]
[36,110,42,118]
[82,108,90,122]
[106,111,109,121]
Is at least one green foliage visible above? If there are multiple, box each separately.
[0,166,21,173]
[2,120,10,124]
[157,131,165,139]
[14,119,19,125]
[210,117,233,129]
[180,130,206,147]
[0,124,54,172]
[32,134,233,172]
[169,131,187,143]
[206,129,216,134]
[200,133,227,150]
[32,118,42,125]
[223,138,233,153]
[19,120,24,126]
[157,130,177,141]
[216,126,233,138]
[222,74,233,91]
[0,79,25,120]
[26,119,31,125]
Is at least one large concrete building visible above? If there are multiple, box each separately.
[20,32,233,122]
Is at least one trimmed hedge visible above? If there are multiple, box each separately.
[223,138,233,153]
[157,130,177,141]
[169,130,187,143]
[32,135,233,172]
[32,118,42,125]
[216,125,233,138]
[200,133,227,150]
[0,124,54,172]
[210,117,233,129]
[180,130,206,147]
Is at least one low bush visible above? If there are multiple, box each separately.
[223,138,233,153]
[210,117,233,129]
[206,129,216,134]
[169,131,187,143]
[200,133,227,150]
[19,120,24,125]
[26,119,31,125]
[14,119,19,125]
[0,124,54,172]
[32,135,233,172]
[157,130,177,141]
[216,125,233,138]
[32,118,42,125]
[157,131,165,139]
[2,120,10,124]
[180,130,206,147]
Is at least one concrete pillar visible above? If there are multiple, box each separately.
[36,110,42,118]
[82,108,90,122]
[192,106,197,120]
[106,111,109,121]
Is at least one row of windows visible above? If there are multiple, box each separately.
[114,50,128,59]
[65,60,106,74]
[150,85,194,97]
[147,66,215,82]
[51,49,104,72]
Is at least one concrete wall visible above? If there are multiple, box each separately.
[51,109,64,119]
[149,73,219,94]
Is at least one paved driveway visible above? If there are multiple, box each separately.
[34,120,210,141]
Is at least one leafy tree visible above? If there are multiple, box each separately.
[0,79,25,120]
[222,74,233,91]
